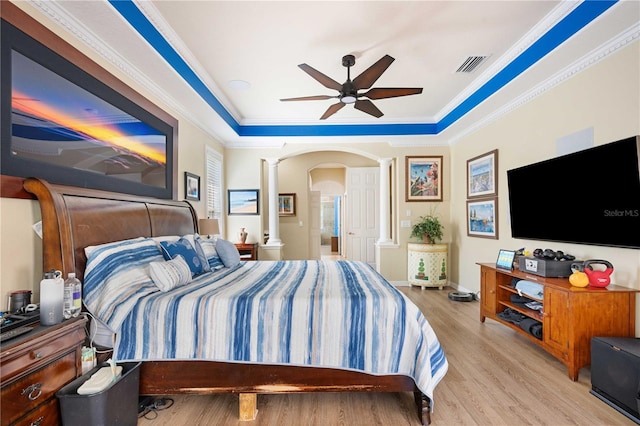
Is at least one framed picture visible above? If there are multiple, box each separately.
[228,189,260,215]
[184,172,200,201]
[406,156,443,202]
[278,193,296,216]
[467,149,498,199]
[1,15,178,200]
[467,197,498,239]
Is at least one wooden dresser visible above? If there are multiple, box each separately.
[478,263,639,380]
[1,316,87,425]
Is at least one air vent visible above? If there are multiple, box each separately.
[455,55,490,73]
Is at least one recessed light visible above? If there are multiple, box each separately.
[228,80,251,90]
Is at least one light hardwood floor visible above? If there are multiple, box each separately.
[137,285,635,425]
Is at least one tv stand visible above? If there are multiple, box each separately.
[478,263,639,380]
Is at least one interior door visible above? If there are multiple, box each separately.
[309,190,321,260]
[345,167,379,266]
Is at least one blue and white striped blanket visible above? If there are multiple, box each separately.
[86,256,447,399]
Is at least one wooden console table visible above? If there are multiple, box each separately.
[478,263,638,380]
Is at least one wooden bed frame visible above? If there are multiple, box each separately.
[24,177,431,424]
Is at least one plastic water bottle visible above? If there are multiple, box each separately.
[40,270,64,325]
[63,273,81,319]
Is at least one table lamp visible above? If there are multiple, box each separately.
[199,218,220,239]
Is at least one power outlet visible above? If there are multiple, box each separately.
[400,220,411,228]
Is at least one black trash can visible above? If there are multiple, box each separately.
[56,362,141,426]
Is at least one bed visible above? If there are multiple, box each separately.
[24,177,448,425]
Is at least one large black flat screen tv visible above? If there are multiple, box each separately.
[507,136,640,249]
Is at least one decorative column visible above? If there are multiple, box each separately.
[378,157,392,244]
[265,158,282,245]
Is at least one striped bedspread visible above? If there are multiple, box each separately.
[93,259,448,398]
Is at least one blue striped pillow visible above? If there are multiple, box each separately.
[83,237,163,329]
[194,235,225,270]
[149,255,192,291]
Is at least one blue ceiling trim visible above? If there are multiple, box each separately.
[107,0,240,133]
[437,0,617,133]
[238,122,438,137]
[110,0,616,138]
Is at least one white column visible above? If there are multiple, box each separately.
[378,157,392,244]
[265,158,282,245]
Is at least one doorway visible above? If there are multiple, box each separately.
[310,166,346,260]
[321,195,342,260]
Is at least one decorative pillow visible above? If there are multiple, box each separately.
[215,239,241,268]
[149,255,192,292]
[194,234,224,271]
[159,237,206,276]
[183,234,211,273]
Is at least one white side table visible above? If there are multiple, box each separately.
[407,243,448,289]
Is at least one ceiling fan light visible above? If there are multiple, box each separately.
[341,95,356,104]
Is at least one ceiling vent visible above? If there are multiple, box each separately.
[455,55,490,73]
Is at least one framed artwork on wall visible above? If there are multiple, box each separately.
[406,156,443,202]
[0,14,177,199]
[278,193,296,216]
[185,172,200,201]
[467,149,498,199]
[228,189,259,215]
[467,197,498,239]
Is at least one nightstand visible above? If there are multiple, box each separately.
[235,243,258,261]
[1,315,87,425]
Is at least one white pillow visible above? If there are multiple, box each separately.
[149,255,192,292]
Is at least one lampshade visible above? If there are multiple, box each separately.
[199,218,220,237]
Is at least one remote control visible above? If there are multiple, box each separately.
[0,326,33,343]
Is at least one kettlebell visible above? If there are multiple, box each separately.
[569,262,589,287]
[583,259,614,288]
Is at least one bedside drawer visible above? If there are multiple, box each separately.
[1,326,84,382]
[11,397,60,426]
[1,352,76,425]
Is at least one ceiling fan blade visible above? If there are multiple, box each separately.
[298,64,342,91]
[320,102,346,120]
[361,87,423,100]
[280,95,337,102]
[354,99,383,118]
[352,55,395,90]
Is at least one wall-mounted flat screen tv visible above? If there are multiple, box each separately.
[1,17,176,199]
[507,136,640,249]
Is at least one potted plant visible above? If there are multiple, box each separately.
[410,213,444,244]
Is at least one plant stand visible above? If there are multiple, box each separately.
[407,243,448,289]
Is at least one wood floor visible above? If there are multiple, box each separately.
[137,286,635,425]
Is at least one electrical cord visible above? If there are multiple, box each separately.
[138,397,174,420]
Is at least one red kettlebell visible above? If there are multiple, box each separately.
[583,259,614,287]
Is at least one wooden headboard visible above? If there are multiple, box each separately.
[24,178,198,282]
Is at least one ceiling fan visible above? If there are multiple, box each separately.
[280,54,423,120]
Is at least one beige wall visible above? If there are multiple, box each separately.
[225,145,451,279]
[451,41,640,330]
